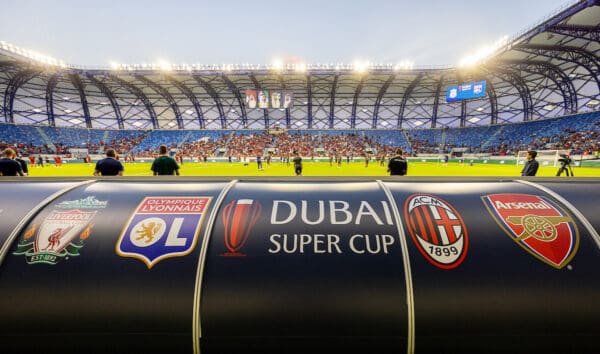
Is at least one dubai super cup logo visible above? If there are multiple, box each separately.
[482,194,579,269]
[404,194,468,269]
[220,199,262,257]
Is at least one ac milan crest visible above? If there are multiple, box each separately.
[404,194,468,269]
[220,199,262,257]
[482,194,579,269]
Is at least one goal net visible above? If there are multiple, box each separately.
[516,150,571,167]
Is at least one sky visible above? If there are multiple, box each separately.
[0,0,570,67]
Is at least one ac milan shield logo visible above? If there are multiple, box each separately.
[482,194,579,269]
[404,194,468,269]
[220,199,262,257]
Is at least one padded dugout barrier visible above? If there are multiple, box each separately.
[0,177,598,354]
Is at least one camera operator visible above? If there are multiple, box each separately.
[521,150,539,176]
[556,153,574,176]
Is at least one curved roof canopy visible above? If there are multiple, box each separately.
[0,0,598,130]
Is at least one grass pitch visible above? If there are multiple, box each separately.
[26,160,600,177]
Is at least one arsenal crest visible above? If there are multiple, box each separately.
[482,194,579,269]
[13,196,106,265]
[404,194,468,269]
[116,196,211,268]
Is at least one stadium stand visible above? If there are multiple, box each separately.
[1,112,599,159]
[129,130,190,155]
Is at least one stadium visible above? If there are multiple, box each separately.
[0,1,599,176]
[0,0,600,353]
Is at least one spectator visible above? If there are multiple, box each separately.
[521,150,539,176]
[293,150,302,176]
[94,149,124,176]
[387,148,408,176]
[14,152,29,176]
[151,145,180,176]
[0,148,24,176]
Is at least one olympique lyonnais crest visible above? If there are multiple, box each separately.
[220,199,262,257]
[116,196,211,268]
[404,194,468,269]
[13,196,106,265]
[482,194,579,269]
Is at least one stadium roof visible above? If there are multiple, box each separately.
[0,0,598,130]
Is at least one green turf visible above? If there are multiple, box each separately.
[26,160,600,177]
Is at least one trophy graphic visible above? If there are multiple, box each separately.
[221,199,262,256]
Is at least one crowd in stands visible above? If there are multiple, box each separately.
[176,131,395,161]
[1,111,599,160]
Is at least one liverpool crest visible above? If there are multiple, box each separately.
[14,196,106,265]
[482,194,579,269]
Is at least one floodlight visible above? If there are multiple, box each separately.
[295,63,306,73]
[185,109,194,115]
[458,35,509,67]
[353,61,369,73]
[272,58,284,71]
[157,60,172,71]
[587,99,599,107]
[394,60,414,71]
[468,117,481,123]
